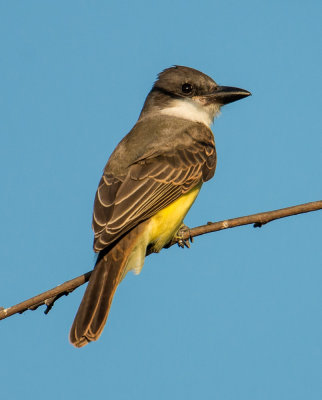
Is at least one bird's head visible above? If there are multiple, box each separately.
[140,65,251,127]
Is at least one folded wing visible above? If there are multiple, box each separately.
[92,139,216,252]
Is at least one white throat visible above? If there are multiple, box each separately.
[160,97,220,127]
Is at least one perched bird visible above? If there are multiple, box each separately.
[70,65,250,347]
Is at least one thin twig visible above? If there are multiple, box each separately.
[1,200,321,321]
[172,200,322,243]
[0,272,92,320]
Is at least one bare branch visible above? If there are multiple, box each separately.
[0,272,92,320]
[1,200,321,321]
[170,200,322,244]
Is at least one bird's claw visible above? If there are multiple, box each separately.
[175,224,193,249]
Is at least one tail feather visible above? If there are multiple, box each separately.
[70,222,148,348]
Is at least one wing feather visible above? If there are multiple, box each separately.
[93,130,216,252]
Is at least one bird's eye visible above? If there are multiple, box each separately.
[182,83,193,94]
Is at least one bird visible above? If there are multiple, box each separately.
[70,65,250,347]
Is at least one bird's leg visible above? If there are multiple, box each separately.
[174,223,193,249]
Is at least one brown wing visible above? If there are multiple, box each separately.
[92,141,216,252]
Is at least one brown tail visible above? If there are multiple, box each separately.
[69,222,148,348]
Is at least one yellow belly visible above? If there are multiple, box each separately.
[148,183,202,252]
[123,183,202,277]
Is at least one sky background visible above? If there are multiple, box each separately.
[1,1,321,399]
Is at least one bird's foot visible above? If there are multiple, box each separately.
[174,223,193,249]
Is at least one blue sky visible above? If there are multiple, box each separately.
[1,1,321,399]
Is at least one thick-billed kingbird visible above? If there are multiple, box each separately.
[70,65,250,347]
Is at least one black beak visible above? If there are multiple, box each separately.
[208,86,251,105]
